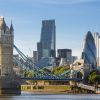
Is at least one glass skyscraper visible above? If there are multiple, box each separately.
[82,31,97,70]
[37,19,56,61]
[36,20,56,68]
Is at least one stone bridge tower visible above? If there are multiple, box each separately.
[0,16,21,94]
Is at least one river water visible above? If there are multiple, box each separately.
[0,92,100,100]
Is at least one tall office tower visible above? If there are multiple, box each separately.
[94,32,100,67]
[57,49,72,66]
[37,19,56,61]
[37,20,56,68]
[82,31,97,70]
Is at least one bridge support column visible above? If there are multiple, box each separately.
[0,75,21,95]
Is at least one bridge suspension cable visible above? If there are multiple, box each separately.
[13,44,40,70]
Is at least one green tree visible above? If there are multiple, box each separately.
[88,70,100,85]
[52,66,70,74]
[23,71,35,78]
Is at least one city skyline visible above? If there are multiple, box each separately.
[0,0,100,57]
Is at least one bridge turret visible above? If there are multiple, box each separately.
[10,21,14,34]
[0,16,6,35]
[0,16,6,29]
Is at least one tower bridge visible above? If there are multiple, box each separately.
[0,17,89,95]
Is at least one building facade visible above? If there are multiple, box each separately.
[71,56,78,63]
[37,19,56,61]
[94,32,100,67]
[72,56,78,63]
[33,51,38,64]
[57,49,72,65]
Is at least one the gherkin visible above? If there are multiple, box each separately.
[82,31,97,70]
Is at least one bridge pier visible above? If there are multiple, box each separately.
[0,75,21,95]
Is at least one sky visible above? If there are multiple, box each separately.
[0,0,100,58]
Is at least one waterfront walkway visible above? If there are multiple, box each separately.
[77,83,95,91]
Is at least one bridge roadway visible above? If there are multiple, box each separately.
[20,77,82,82]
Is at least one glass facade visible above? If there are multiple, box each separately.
[37,20,56,60]
[36,20,56,68]
[82,31,97,70]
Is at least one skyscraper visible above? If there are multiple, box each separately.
[82,31,97,70]
[37,19,56,68]
[37,19,56,61]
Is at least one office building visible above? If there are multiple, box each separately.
[37,19,56,60]
[33,51,38,64]
[82,31,97,70]
[57,49,72,65]
[37,19,56,68]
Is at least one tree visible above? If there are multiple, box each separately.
[23,71,34,78]
[88,70,100,85]
[52,66,70,75]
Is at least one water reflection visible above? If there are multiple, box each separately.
[0,92,100,100]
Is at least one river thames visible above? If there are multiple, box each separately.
[0,92,100,100]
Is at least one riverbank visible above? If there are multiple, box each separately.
[21,85,97,94]
[21,85,74,94]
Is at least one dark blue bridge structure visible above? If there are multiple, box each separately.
[20,77,82,82]
[13,44,83,82]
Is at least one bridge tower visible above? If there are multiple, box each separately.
[0,16,21,94]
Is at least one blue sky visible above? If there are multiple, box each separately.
[0,0,100,57]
